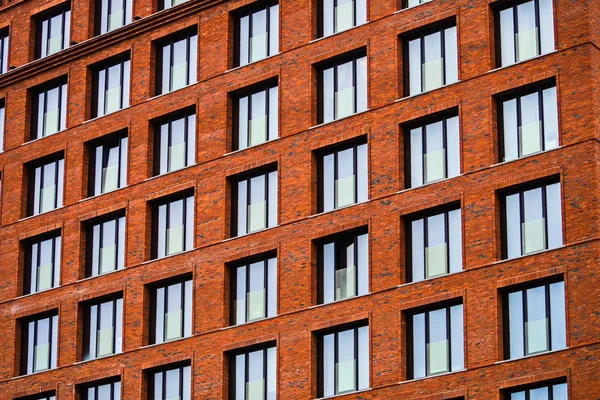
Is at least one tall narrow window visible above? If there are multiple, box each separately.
[402,0,433,8]
[501,180,562,259]
[83,296,123,360]
[406,114,460,187]
[23,232,61,295]
[404,24,458,96]
[407,207,462,282]
[499,85,558,162]
[504,381,567,399]
[27,155,64,216]
[0,28,9,74]
[318,52,367,123]
[232,168,278,236]
[31,78,68,140]
[81,379,121,400]
[92,55,131,118]
[234,2,279,67]
[231,255,277,325]
[408,303,464,379]
[0,100,6,152]
[505,280,566,359]
[229,344,277,400]
[88,133,128,196]
[497,0,555,67]
[233,82,278,150]
[154,111,196,175]
[20,312,58,375]
[318,0,367,38]
[35,5,71,59]
[96,0,132,35]
[148,363,191,400]
[318,230,368,304]
[317,324,369,397]
[149,277,193,344]
[158,0,188,11]
[318,141,368,212]
[156,31,197,95]
[86,213,125,277]
[151,193,194,259]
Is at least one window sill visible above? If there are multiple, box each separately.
[396,174,462,195]
[14,285,61,300]
[77,267,124,283]
[493,245,564,266]
[11,367,57,380]
[82,105,132,125]
[487,50,557,74]
[308,292,371,310]
[140,335,192,350]
[314,388,371,400]
[397,268,467,289]
[399,368,466,384]
[18,206,64,222]
[223,136,282,157]
[309,199,369,219]
[21,130,67,147]
[142,247,197,265]
[494,347,568,365]
[79,185,128,203]
[74,351,122,365]
[309,21,369,44]
[308,109,370,131]
[222,225,279,242]
[146,83,197,102]
[144,163,198,182]
[220,314,279,331]
[224,53,280,74]
[395,80,461,103]
[394,1,433,14]
[489,145,562,169]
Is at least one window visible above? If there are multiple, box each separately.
[81,379,121,400]
[154,111,196,175]
[501,181,562,259]
[151,193,194,259]
[233,2,279,67]
[35,5,71,59]
[504,381,567,400]
[407,207,462,282]
[0,28,9,74]
[20,312,58,375]
[91,55,130,118]
[148,363,191,400]
[158,0,188,11]
[156,31,197,95]
[404,24,458,96]
[83,296,123,360]
[497,0,555,67]
[0,100,5,151]
[15,393,56,400]
[232,82,278,151]
[318,230,368,304]
[31,78,68,140]
[231,255,277,325]
[318,52,367,123]
[86,214,125,277]
[402,0,433,8]
[149,277,192,344]
[408,303,464,379]
[27,155,64,216]
[406,114,460,187]
[88,133,128,196]
[318,140,367,212]
[229,344,276,400]
[23,232,61,295]
[499,85,558,162]
[318,0,366,38]
[231,168,278,236]
[504,280,566,359]
[96,0,132,35]
[317,324,369,397]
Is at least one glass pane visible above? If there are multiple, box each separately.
[356,57,368,113]
[335,60,354,119]
[269,5,279,56]
[267,347,276,399]
[335,265,356,300]
[446,116,460,178]
[549,281,566,350]
[235,354,245,400]
[500,8,516,66]
[542,87,559,150]
[323,334,335,396]
[508,291,524,358]
[522,188,545,254]
[247,286,266,320]
[323,242,335,303]
[357,233,368,295]
[268,86,278,141]
[165,368,181,400]
[516,1,539,61]
[323,0,334,37]
[248,201,266,232]
[450,304,464,371]
[505,193,521,258]
[102,162,119,193]
[448,209,462,273]
[425,243,447,278]
[237,180,247,235]
[519,92,542,156]
[552,383,568,400]
[165,309,182,340]
[530,387,549,400]
[335,0,354,33]
[503,99,519,161]
[412,313,426,378]
[337,329,356,393]
[100,244,116,273]
[357,326,369,390]
[410,127,424,187]
[37,262,53,291]
[423,32,443,91]
[411,219,425,282]
[267,258,277,317]
[35,343,50,371]
[444,26,458,85]
[356,0,367,25]
[97,327,114,356]
[41,184,56,213]
[322,67,335,123]
[248,350,264,399]
[250,9,268,62]
[539,0,555,54]
[546,182,563,250]
[246,379,265,400]
[424,149,445,183]
[322,153,335,212]
[526,285,548,354]
[44,107,60,137]
[167,225,184,255]
[235,265,246,324]
[268,171,277,228]
[336,147,355,208]
[108,8,124,31]
[408,39,422,95]
[427,308,448,375]
[250,89,267,146]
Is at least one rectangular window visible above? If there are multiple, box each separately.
[406,114,460,187]
[88,133,128,196]
[150,277,193,344]
[318,0,367,38]
[20,312,58,375]
[404,24,458,96]
[96,0,132,35]
[31,79,68,140]
[403,0,433,8]
[497,0,555,67]
[156,31,197,95]
[92,56,130,118]
[158,0,188,11]
[86,213,125,277]
[35,5,71,59]
[231,255,277,325]
[504,381,567,400]
[23,232,61,295]
[229,344,277,400]
[232,168,278,236]
[27,155,64,216]
[81,379,121,400]
[151,193,194,259]
[154,111,196,175]
[505,280,566,359]
[318,141,368,212]
[0,100,5,152]
[407,208,462,282]
[0,28,9,74]
[318,52,367,123]
[317,324,369,397]
[148,364,191,400]
[83,296,123,360]
[408,303,464,379]
[233,82,278,151]
[234,2,279,67]
[499,85,558,162]
[15,393,56,400]
[318,230,368,304]
[501,181,562,259]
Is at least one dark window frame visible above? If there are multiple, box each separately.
[20,311,59,375]
[0,27,9,74]
[23,230,61,295]
[26,153,65,216]
[317,0,367,38]
[87,131,128,197]
[232,1,279,68]
[146,362,192,400]
[155,29,198,96]
[30,77,68,141]
[14,392,56,400]
[85,212,126,278]
[90,54,131,119]
[401,0,433,9]
[150,192,194,260]
[152,108,196,176]
[82,295,123,361]
[95,0,133,35]
[502,379,567,400]
[148,275,193,345]
[34,3,71,60]
[227,342,277,400]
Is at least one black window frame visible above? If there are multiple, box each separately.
[23,230,61,295]
[155,29,198,96]
[27,153,65,216]
[152,109,196,176]
[0,98,5,152]
[232,1,279,68]
[20,311,59,375]
[0,27,9,74]
[150,192,195,260]
[148,275,193,345]
[82,294,123,361]
[88,131,128,197]
[14,392,56,400]
[85,212,126,278]
[30,77,68,141]
[90,53,131,119]
[157,0,189,11]
[503,379,568,400]
[34,3,71,60]
[228,342,277,400]
[317,0,367,38]
[147,362,192,400]
[95,0,132,35]
[401,0,433,9]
